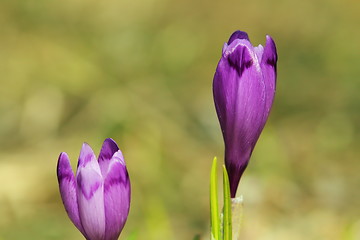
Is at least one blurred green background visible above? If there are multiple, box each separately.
[0,0,359,239]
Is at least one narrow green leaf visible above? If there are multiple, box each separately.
[222,165,232,240]
[210,157,220,240]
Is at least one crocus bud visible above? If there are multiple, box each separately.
[213,30,277,197]
[57,138,131,240]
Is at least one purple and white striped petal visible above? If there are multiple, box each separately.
[76,143,106,240]
[57,152,86,236]
[98,138,119,177]
[103,150,131,240]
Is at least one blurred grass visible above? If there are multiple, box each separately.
[0,0,359,239]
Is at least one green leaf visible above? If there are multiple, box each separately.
[210,157,220,240]
[222,165,232,240]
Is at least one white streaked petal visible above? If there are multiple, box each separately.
[76,143,105,240]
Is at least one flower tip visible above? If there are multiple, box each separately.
[57,152,74,182]
[263,35,278,67]
[265,35,276,48]
[99,138,120,163]
[58,152,69,161]
[228,30,250,44]
[102,138,119,151]
[57,152,70,170]
[112,150,126,165]
[78,142,96,167]
[103,137,117,145]
[79,142,91,155]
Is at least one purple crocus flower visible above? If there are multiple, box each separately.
[57,138,130,240]
[213,30,277,197]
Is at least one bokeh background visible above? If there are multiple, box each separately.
[0,0,359,239]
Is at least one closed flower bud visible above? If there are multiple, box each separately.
[213,30,277,197]
[57,138,130,240]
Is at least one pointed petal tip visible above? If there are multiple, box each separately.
[265,35,277,55]
[78,142,96,168]
[59,151,69,158]
[112,150,125,165]
[81,142,91,150]
[98,138,121,176]
[57,152,74,180]
[80,142,92,158]
[228,30,250,45]
[265,34,274,42]
[58,152,69,166]
[99,138,119,162]
[261,34,278,70]
[103,138,118,147]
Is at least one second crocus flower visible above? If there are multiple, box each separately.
[213,31,278,197]
[57,138,131,240]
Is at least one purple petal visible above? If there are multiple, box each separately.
[76,143,106,240]
[213,33,277,197]
[98,138,119,177]
[57,153,86,237]
[228,30,250,45]
[261,35,277,117]
[103,150,131,240]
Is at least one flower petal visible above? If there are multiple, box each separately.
[98,138,119,177]
[76,143,106,240]
[213,39,267,197]
[261,35,277,118]
[103,150,131,240]
[228,30,250,44]
[57,152,86,236]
